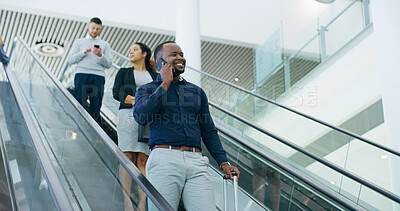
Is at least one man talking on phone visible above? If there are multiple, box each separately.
[68,17,112,125]
[133,41,240,210]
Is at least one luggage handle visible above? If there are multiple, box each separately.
[223,172,238,211]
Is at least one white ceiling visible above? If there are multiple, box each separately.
[0,8,256,89]
[1,0,353,46]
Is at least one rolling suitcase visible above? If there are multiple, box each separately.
[223,172,239,211]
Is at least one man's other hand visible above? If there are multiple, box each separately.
[84,46,92,54]
[221,165,240,181]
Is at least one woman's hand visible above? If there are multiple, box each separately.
[124,95,135,105]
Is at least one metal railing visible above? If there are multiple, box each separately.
[109,45,400,166]
[110,49,400,177]
[187,66,400,157]
[215,124,360,210]
[210,101,400,205]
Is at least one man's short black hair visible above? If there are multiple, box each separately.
[90,17,102,25]
[154,41,176,60]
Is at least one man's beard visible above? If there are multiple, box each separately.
[172,66,184,78]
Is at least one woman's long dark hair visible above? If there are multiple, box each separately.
[135,42,157,73]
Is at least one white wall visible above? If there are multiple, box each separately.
[247,30,396,209]
[370,0,400,200]
[248,30,380,153]
[279,31,380,126]
[284,1,365,56]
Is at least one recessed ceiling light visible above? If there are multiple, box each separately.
[33,42,65,57]
[71,132,77,140]
[330,181,335,185]
[234,77,239,82]
[380,155,388,159]
[315,0,335,3]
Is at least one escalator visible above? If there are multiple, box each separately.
[61,47,400,210]
[5,34,400,210]
[0,36,173,210]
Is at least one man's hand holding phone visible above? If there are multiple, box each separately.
[157,58,174,91]
[91,44,102,57]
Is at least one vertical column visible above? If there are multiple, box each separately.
[370,0,400,197]
[318,26,327,63]
[362,0,371,27]
[176,0,201,86]
[283,57,291,92]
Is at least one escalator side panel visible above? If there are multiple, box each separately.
[13,70,125,211]
[0,80,57,210]
[0,135,12,211]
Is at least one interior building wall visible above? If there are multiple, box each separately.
[247,29,394,209]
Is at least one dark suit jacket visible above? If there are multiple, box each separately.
[112,66,158,110]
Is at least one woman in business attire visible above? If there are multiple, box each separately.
[113,42,158,211]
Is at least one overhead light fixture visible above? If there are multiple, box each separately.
[33,42,65,57]
[380,155,388,159]
[234,77,240,82]
[71,132,77,140]
[315,0,335,3]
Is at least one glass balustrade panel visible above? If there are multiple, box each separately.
[0,65,58,211]
[322,2,364,56]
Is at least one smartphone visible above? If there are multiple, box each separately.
[94,44,100,48]
[155,58,167,71]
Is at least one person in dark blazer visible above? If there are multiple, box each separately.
[0,35,9,67]
[112,42,158,211]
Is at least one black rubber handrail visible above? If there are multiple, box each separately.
[215,124,360,210]
[110,52,400,158]
[209,101,400,204]
[186,65,400,157]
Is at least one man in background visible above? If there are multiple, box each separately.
[68,17,112,125]
[0,35,9,68]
